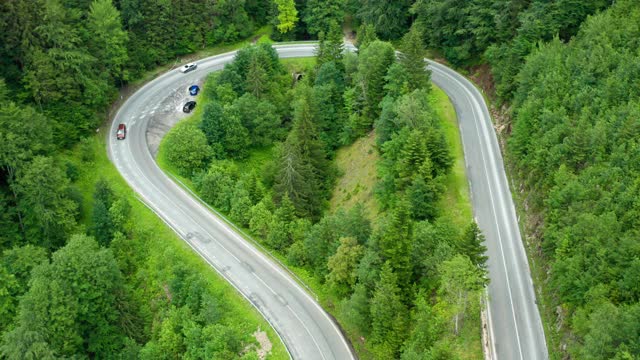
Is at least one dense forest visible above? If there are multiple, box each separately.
[0,0,286,358]
[411,0,640,358]
[2,0,639,358]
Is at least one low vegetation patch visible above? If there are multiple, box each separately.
[330,131,379,220]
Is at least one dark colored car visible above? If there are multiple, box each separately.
[180,62,197,73]
[189,85,200,96]
[116,123,126,140]
[183,101,196,113]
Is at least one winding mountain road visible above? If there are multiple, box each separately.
[108,44,547,359]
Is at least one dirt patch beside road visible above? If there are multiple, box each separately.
[145,79,203,157]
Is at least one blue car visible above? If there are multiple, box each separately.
[189,85,200,96]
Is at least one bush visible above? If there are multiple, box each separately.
[163,123,211,176]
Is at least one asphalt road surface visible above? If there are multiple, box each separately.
[108,43,547,359]
[427,60,548,360]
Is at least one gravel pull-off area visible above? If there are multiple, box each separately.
[145,78,203,157]
[254,328,272,359]
[241,328,272,360]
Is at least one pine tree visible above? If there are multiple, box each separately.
[370,262,407,358]
[377,199,413,287]
[316,21,344,68]
[92,200,113,246]
[355,23,378,51]
[397,129,429,188]
[200,102,226,157]
[273,141,315,217]
[245,56,268,98]
[399,26,431,91]
[86,0,129,84]
[459,221,489,272]
[326,237,364,297]
[356,40,396,121]
[303,0,344,36]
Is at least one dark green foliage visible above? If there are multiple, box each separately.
[407,175,441,221]
[411,219,457,290]
[0,192,20,249]
[356,40,396,121]
[18,0,116,146]
[121,0,258,76]
[273,85,334,219]
[374,96,400,148]
[229,94,284,146]
[0,245,47,332]
[86,0,129,84]
[506,1,640,355]
[375,89,451,202]
[316,21,345,69]
[572,301,640,359]
[355,23,378,51]
[383,63,412,101]
[401,292,445,357]
[411,0,501,66]
[356,0,413,40]
[412,0,612,99]
[314,91,346,144]
[340,283,371,335]
[13,156,78,250]
[1,235,125,357]
[200,101,227,156]
[303,0,344,36]
[273,140,319,218]
[200,101,251,159]
[458,222,488,271]
[92,201,113,247]
[370,262,407,358]
[194,161,239,213]
[374,200,414,286]
[398,26,431,92]
[221,43,290,114]
[0,95,52,183]
[163,123,211,176]
[91,179,124,246]
[304,207,371,279]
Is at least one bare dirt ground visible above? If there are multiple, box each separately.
[241,328,272,360]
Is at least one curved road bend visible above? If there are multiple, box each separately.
[428,60,548,359]
[108,44,547,359]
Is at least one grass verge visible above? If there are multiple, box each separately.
[431,85,473,227]
[431,85,481,359]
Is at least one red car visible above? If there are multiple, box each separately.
[116,124,126,140]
